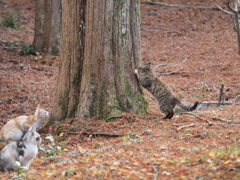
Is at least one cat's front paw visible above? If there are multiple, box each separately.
[134,69,138,74]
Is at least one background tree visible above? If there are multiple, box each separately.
[51,0,147,121]
[32,0,61,55]
[216,0,240,53]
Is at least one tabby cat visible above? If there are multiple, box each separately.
[0,104,49,142]
[135,63,199,119]
[0,127,42,171]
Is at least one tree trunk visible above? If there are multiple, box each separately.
[51,0,147,121]
[33,0,61,55]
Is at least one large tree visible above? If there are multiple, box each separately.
[51,0,147,121]
[32,0,61,55]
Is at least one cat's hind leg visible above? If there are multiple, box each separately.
[159,105,174,119]
[162,111,174,119]
[166,111,174,119]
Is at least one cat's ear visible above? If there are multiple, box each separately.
[28,127,33,132]
[144,62,151,67]
[145,63,151,69]
[36,104,41,110]
[34,104,41,117]
[31,127,36,135]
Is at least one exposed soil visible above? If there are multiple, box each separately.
[0,0,239,179]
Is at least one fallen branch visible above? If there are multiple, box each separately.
[179,112,212,124]
[154,58,187,72]
[141,26,181,33]
[153,63,170,72]
[158,67,184,75]
[176,123,195,131]
[82,132,124,138]
[176,122,226,131]
[215,4,233,15]
[141,1,220,10]
[65,131,124,137]
[212,117,240,124]
[233,95,240,104]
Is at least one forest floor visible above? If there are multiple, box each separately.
[0,0,240,179]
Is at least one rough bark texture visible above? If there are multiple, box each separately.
[33,0,61,55]
[51,0,147,121]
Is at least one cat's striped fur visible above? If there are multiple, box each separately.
[135,63,199,119]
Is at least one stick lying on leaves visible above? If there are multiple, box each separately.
[158,67,184,75]
[212,118,240,124]
[179,112,212,124]
[176,122,226,131]
[82,132,124,138]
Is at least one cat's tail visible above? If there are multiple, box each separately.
[176,99,199,111]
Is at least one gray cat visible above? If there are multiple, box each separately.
[0,127,42,172]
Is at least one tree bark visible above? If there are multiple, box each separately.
[51,0,147,121]
[33,0,61,55]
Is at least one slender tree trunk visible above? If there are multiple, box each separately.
[33,0,61,55]
[51,0,147,121]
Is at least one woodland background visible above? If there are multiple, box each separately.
[0,0,240,179]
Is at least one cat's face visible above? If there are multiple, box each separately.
[22,127,42,146]
[34,104,49,121]
[135,64,152,77]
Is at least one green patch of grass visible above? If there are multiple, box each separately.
[1,41,18,48]
[0,10,21,29]
[21,43,36,55]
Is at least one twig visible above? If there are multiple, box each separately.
[18,77,24,87]
[177,123,195,131]
[158,67,184,75]
[179,112,212,124]
[215,4,233,14]
[23,96,30,104]
[30,81,57,84]
[141,1,220,10]
[154,58,187,72]
[81,132,124,138]
[172,58,188,67]
[231,15,237,31]
[153,63,170,71]
[153,166,159,180]
[181,58,188,63]
[141,26,181,33]
[218,84,224,106]
[212,117,240,124]
[233,95,240,104]
[177,122,226,131]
